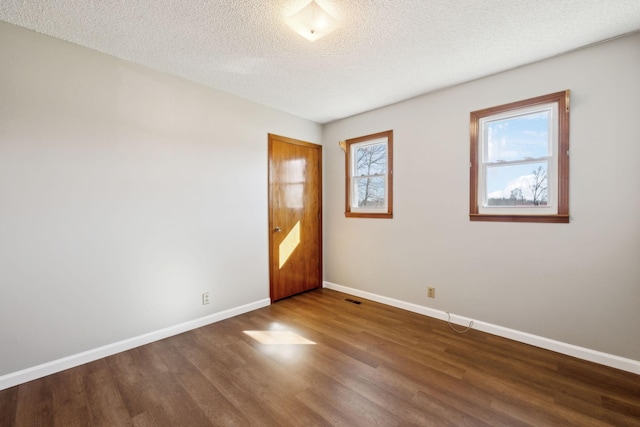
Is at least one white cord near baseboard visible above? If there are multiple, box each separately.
[447,312,474,334]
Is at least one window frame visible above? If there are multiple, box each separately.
[470,90,570,223]
[345,130,393,219]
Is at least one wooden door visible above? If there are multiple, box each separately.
[268,134,322,302]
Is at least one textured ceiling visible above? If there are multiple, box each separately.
[2,0,640,123]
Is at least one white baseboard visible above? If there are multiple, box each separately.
[323,281,640,375]
[0,298,271,391]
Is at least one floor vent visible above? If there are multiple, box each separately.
[344,298,362,305]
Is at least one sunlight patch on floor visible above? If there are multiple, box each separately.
[243,330,316,345]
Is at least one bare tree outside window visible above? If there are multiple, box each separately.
[510,188,524,204]
[529,165,548,206]
[345,130,393,218]
[355,144,386,207]
[487,165,548,206]
[469,90,569,223]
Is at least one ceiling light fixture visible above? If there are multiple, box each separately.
[286,1,338,42]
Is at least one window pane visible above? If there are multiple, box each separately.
[354,177,385,207]
[345,130,393,218]
[470,90,568,222]
[355,143,386,176]
[486,162,548,206]
[485,110,550,162]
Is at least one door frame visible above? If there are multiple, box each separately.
[268,133,322,302]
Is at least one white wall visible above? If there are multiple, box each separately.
[323,33,640,361]
[0,21,320,376]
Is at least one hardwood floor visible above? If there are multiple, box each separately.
[1,288,639,426]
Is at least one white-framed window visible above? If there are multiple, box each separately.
[345,130,393,218]
[470,91,570,223]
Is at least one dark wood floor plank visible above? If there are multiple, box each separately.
[105,349,163,418]
[260,392,334,427]
[357,329,467,379]
[443,338,611,421]
[159,337,250,426]
[489,397,613,427]
[0,386,19,427]
[130,405,173,427]
[48,368,91,427]
[554,391,640,427]
[132,340,216,427]
[557,358,640,400]
[81,359,133,427]
[14,377,54,427]
[295,387,368,427]
[2,288,639,426]
[200,364,290,426]
[376,363,528,427]
[465,368,618,427]
[601,395,640,419]
[333,368,450,427]
[410,390,494,427]
[296,369,401,427]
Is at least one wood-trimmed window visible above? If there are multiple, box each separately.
[345,130,393,218]
[470,91,570,223]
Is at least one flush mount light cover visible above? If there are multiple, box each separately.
[286,0,338,42]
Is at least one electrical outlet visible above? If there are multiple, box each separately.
[202,292,211,305]
[427,287,436,298]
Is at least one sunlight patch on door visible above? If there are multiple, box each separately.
[243,330,316,345]
[279,221,301,269]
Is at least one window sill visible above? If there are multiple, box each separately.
[469,214,569,223]
[346,212,393,219]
